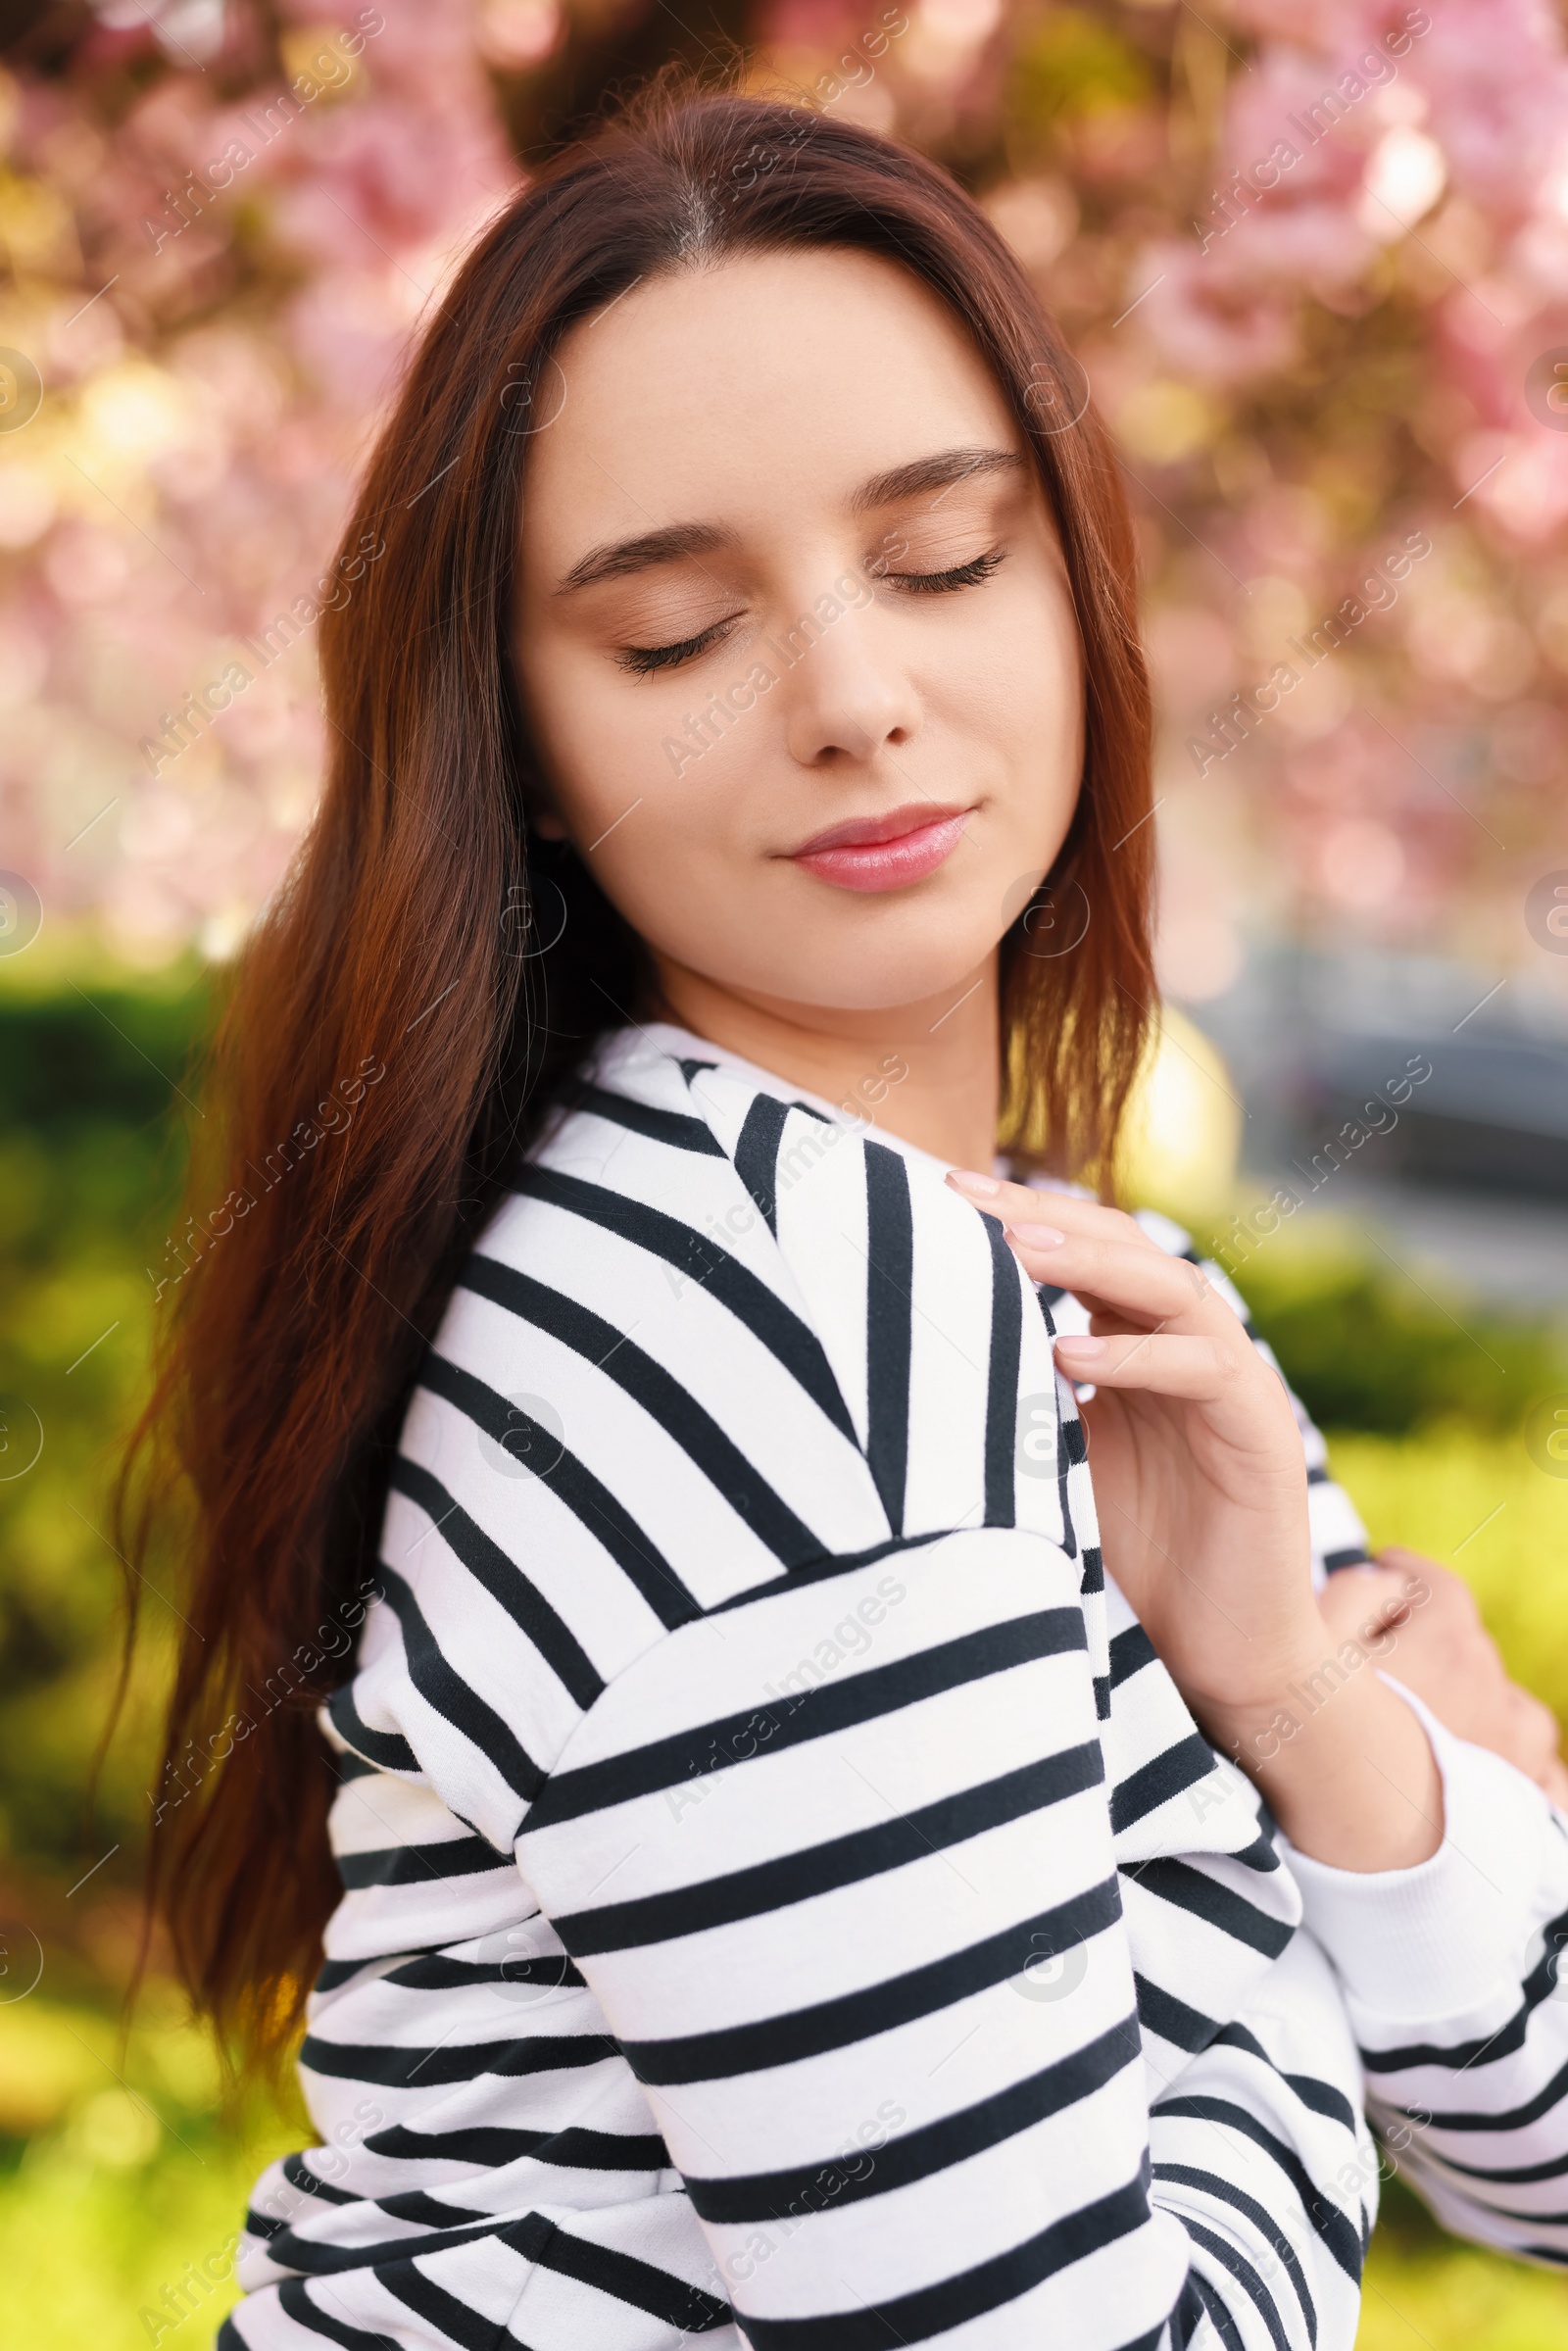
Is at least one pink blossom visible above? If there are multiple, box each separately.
[1135,243,1298,384]
[0,0,1560,961]
[758,0,872,48]
[1403,0,1568,216]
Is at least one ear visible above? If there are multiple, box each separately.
[531,808,568,841]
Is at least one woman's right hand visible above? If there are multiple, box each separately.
[1318,1550,1568,1807]
[944,1168,1325,1720]
[946,1168,1446,1870]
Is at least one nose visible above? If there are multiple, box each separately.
[773,596,922,768]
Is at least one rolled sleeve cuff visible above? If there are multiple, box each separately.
[1281,1673,1560,2022]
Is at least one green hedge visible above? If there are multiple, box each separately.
[1232,1245,1568,1438]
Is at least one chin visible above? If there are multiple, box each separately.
[731,938,1000,1017]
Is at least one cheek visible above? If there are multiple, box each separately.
[521,644,771,959]
[519,633,689,826]
[931,561,1083,853]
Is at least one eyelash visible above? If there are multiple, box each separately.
[883,548,1006,596]
[616,620,736,678]
[614,548,1007,677]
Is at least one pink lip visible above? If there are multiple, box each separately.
[789,803,973,894]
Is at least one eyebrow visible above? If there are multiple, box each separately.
[553,446,1026,596]
[850,445,1025,513]
[555,521,737,597]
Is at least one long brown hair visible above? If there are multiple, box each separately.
[122,76,1155,2072]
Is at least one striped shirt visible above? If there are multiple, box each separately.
[222,1019,1568,2351]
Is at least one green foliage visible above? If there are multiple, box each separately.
[1006,9,1150,139]
[0,965,211,1884]
[0,1984,298,2351]
[1231,1236,1568,1439]
[2,977,210,1137]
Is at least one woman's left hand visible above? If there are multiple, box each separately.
[1319,1550,1568,1806]
[946,1170,1444,1869]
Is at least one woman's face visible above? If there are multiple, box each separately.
[513,246,1085,1020]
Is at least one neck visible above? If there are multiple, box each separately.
[648,952,1003,1171]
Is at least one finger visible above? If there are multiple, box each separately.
[1318,1566,1413,1640]
[1004,1225,1227,1336]
[1382,1542,1476,1617]
[1075,1294,1178,1342]
[1053,1330,1242,1401]
[1507,1688,1563,1782]
[944,1170,1231,1330]
[1376,1545,1445,1576]
[945,1168,1144,1247]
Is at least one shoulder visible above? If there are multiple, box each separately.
[329,1034,1078,1845]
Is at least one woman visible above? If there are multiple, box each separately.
[136,83,1568,2351]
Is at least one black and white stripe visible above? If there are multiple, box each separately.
[222,1020,1568,2351]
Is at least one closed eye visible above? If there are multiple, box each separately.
[613,546,1004,675]
[615,615,742,677]
[881,549,1006,594]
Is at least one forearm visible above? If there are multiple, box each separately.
[1200,1658,1444,1874]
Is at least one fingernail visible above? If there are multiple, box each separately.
[1054,1335,1105,1358]
[1007,1222,1066,1249]
[946,1168,1000,1196]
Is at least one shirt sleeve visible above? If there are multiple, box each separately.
[1147,1926,1376,2350]
[512,1516,1368,2349]
[1283,1678,1568,2266]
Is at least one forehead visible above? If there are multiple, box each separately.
[517,246,1024,557]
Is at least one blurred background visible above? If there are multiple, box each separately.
[1,0,1567,2341]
